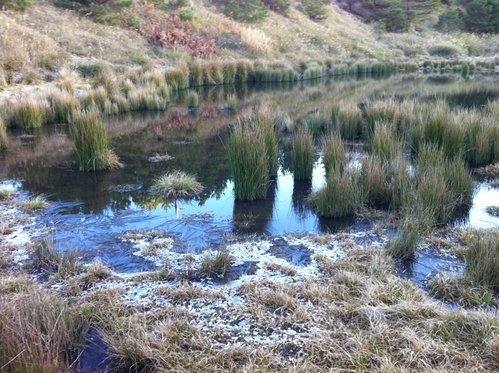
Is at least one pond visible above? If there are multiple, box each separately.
[1,73,498,273]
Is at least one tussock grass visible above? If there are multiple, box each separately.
[303,110,328,134]
[6,96,51,129]
[0,276,32,295]
[152,171,203,200]
[321,131,347,176]
[67,260,112,296]
[463,229,499,289]
[386,218,423,261]
[0,189,16,200]
[369,120,403,162]
[0,117,7,151]
[365,98,398,132]
[17,195,49,211]
[256,108,279,177]
[72,111,120,172]
[200,250,235,278]
[429,274,496,307]
[45,87,80,123]
[0,288,88,372]
[360,156,391,208]
[336,102,363,140]
[156,282,221,303]
[31,239,81,278]
[186,91,199,108]
[292,127,315,181]
[311,168,357,218]
[229,120,269,201]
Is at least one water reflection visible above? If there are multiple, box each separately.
[0,73,497,271]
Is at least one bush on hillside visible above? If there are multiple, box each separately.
[222,0,269,22]
[301,0,328,20]
[0,0,33,10]
[436,8,465,32]
[463,0,499,33]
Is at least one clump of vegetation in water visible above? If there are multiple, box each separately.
[228,119,269,201]
[335,102,362,140]
[71,111,120,171]
[186,91,199,108]
[256,108,279,177]
[292,126,315,181]
[0,117,7,151]
[311,168,357,218]
[6,96,51,129]
[321,131,347,176]
[462,229,499,289]
[369,120,403,162]
[360,156,391,208]
[152,171,203,200]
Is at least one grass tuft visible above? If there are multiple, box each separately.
[200,250,235,278]
[321,131,347,176]
[311,168,357,218]
[152,171,203,200]
[17,195,49,211]
[292,126,315,181]
[186,91,199,108]
[0,116,7,151]
[31,239,81,279]
[72,111,120,171]
[228,119,269,201]
[463,230,498,289]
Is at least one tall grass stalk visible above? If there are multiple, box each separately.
[72,111,120,172]
[228,121,269,201]
[292,127,315,181]
[255,109,279,177]
[360,156,391,208]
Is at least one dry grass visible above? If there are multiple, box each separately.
[16,195,49,211]
[67,260,112,296]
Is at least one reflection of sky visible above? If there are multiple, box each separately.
[462,183,499,229]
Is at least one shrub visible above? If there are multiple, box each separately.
[152,171,203,200]
[228,120,269,200]
[428,44,460,58]
[71,111,120,171]
[222,0,269,22]
[0,117,7,151]
[292,127,315,181]
[311,168,357,218]
[463,0,499,33]
[0,0,32,11]
[301,0,328,20]
[186,91,199,108]
[263,0,290,13]
[436,8,465,32]
[321,131,347,176]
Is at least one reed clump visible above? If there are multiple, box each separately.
[369,120,403,162]
[360,156,391,208]
[463,229,498,289]
[255,108,279,177]
[228,120,269,201]
[200,250,235,278]
[72,111,120,172]
[292,127,315,181]
[7,96,51,129]
[321,131,347,176]
[336,102,363,140]
[311,168,357,218]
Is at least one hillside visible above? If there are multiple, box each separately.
[0,0,497,89]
